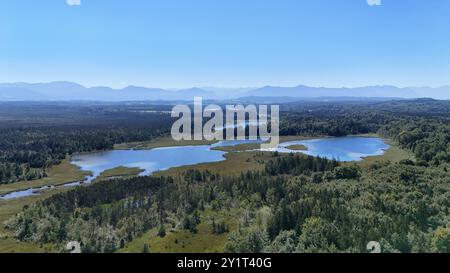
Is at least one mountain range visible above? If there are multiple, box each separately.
[0,82,449,101]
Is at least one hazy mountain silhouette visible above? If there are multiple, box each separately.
[0,82,214,101]
[0,82,449,101]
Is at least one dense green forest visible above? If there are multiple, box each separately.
[0,103,172,184]
[6,154,450,253]
[2,99,450,253]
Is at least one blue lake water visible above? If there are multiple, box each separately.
[269,137,389,161]
[0,137,388,200]
[71,145,227,182]
[0,185,55,200]
[0,145,228,200]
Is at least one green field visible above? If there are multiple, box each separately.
[154,151,273,177]
[285,144,308,151]
[95,167,144,181]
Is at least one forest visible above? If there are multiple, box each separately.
[2,99,449,253]
[0,103,172,184]
[6,153,450,253]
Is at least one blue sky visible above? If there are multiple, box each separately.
[1,0,449,88]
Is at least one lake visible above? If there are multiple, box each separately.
[0,136,389,200]
[71,145,227,182]
[265,136,389,161]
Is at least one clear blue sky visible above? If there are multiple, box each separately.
[1,0,449,88]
